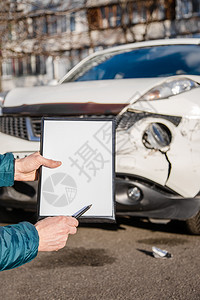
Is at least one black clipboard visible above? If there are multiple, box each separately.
[38,117,116,223]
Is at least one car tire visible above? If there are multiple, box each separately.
[186,211,200,235]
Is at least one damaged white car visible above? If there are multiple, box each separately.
[1,38,200,233]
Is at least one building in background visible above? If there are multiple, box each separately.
[1,0,200,91]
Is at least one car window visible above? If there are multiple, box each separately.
[62,45,200,82]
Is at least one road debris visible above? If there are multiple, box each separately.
[152,246,172,259]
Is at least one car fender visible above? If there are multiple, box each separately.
[166,117,200,197]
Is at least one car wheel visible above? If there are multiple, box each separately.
[186,211,200,235]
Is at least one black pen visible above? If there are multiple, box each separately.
[72,204,92,219]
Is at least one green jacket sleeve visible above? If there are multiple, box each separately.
[0,153,15,187]
[0,222,39,271]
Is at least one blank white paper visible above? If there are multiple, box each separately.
[39,119,114,219]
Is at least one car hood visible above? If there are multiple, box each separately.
[3,78,165,115]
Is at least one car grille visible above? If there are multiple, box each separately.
[31,117,41,138]
[0,116,41,141]
[116,111,182,130]
[0,116,28,139]
[0,115,117,141]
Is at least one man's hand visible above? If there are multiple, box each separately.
[14,153,78,252]
[35,216,79,252]
[14,152,61,181]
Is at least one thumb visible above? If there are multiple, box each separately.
[38,155,62,169]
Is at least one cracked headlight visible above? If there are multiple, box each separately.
[142,123,172,150]
[138,78,199,101]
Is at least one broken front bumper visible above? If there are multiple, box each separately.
[116,109,200,198]
[0,175,200,220]
[115,175,200,220]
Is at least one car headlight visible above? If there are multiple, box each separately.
[138,78,199,101]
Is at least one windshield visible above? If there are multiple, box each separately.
[62,45,200,83]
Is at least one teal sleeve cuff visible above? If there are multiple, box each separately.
[0,153,15,187]
[0,222,39,271]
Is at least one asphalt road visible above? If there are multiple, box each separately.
[1,215,200,300]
